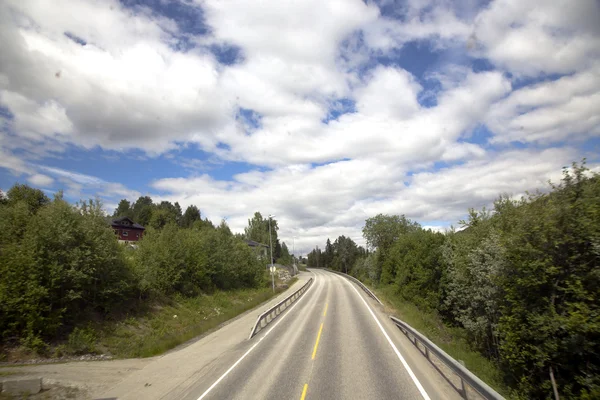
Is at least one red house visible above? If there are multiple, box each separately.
[111,217,145,243]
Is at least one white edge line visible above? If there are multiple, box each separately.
[343,277,431,400]
[197,270,318,400]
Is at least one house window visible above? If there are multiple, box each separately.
[136,233,140,238]
[123,231,129,237]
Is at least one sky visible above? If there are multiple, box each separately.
[1,0,599,254]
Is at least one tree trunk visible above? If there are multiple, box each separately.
[549,366,560,400]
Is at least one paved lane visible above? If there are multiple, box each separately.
[183,269,461,400]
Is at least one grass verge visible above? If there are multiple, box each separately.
[95,285,285,358]
[375,285,514,399]
[2,275,298,362]
[0,370,17,376]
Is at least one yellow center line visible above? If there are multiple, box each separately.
[300,383,308,400]
[323,302,328,317]
[312,323,324,360]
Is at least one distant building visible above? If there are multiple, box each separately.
[111,216,145,243]
[245,239,270,258]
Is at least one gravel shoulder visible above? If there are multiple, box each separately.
[0,358,155,399]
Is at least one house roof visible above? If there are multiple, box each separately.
[111,216,145,230]
[245,239,269,248]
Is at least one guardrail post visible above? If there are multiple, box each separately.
[459,360,468,399]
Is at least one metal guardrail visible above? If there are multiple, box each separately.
[323,269,383,305]
[390,316,504,400]
[248,277,314,339]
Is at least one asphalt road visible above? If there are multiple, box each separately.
[177,269,461,400]
[100,269,462,400]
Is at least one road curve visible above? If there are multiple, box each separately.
[178,269,462,400]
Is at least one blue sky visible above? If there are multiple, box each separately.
[1,0,599,252]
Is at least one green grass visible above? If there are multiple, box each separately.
[375,285,515,399]
[0,369,18,376]
[95,286,284,358]
[3,275,297,362]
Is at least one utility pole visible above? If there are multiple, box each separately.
[268,215,275,292]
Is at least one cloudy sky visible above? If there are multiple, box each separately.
[1,0,599,253]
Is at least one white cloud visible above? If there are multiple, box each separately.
[355,66,422,118]
[0,0,228,154]
[27,173,54,187]
[363,6,472,51]
[38,165,140,200]
[474,0,600,76]
[199,67,510,168]
[151,147,581,254]
[486,67,600,144]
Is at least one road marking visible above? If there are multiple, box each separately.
[323,302,328,317]
[345,279,431,400]
[197,271,318,400]
[300,383,308,400]
[311,322,324,360]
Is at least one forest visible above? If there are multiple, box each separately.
[0,187,286,354]
[306,162,599,399]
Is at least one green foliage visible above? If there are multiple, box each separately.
[384,229,446,310]
[442,225,504,357]
[362,214,420,251]
[113,199,132,218]
[134,220,264,297]
[67,326,97,355]
[0,194,133,343]
[148,208,177,229]
[181,205,201,228]
[308,235,365,274]
[6,183,50,213]
[0,184,268,356]
[494,163,600,398]
[362,214,420,280]
[244,212,279,261]
[132,196,154,226]
[98,287,279,358]
[306,246,322,268]
[277,241,294,266]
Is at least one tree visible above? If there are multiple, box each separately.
[181,205,201,228]
[0,196,133,342]
[149,208,177,229]
[362,214,420,282]
[132,196,154,226]
[6,183,50,214]
[277,242,293,266]
[113,199,132,218]
[174,202,183,224]
[324,238,334,268]
[363,214,420,251]
[307,246,322,268]
[333,235,358,273]
[244,212,279,251]
[495,163,600,398]
[274,240,282,261]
